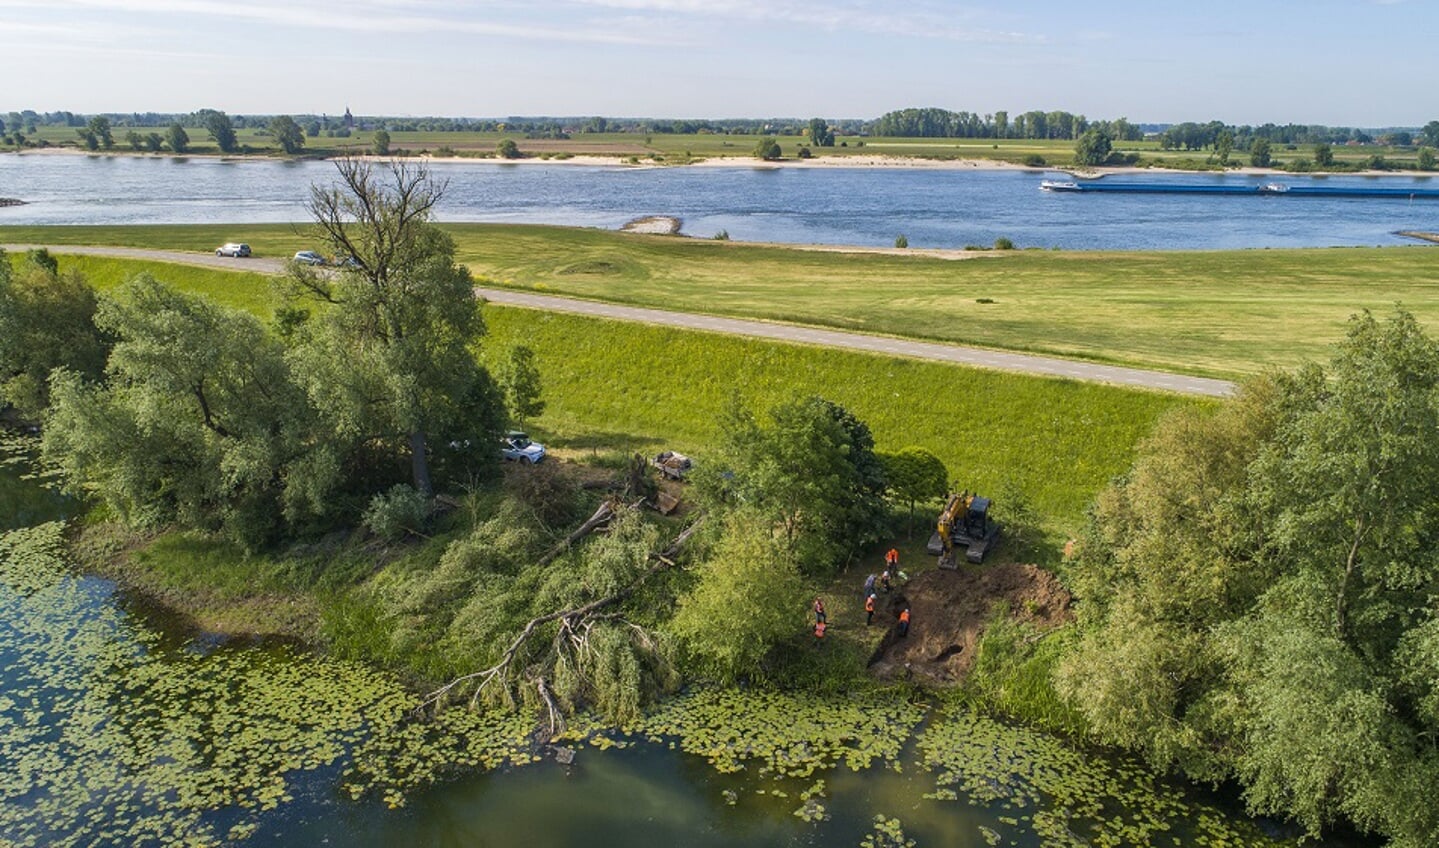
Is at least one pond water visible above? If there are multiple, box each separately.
[0,442,1368,847]
[2,152,1437,250]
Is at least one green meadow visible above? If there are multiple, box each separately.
[481,306,1195,531]
[8,223,1437,379]
[10,251,1197,534]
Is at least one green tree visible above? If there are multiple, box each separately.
[284,158,500,497]
[703,395,886,573]
[1060,310,1439,845]
[372,129,391,156]
[1313,142,1334,168]
[143,132,164,153]
[202,110,238,153]
[1421,120,1439,148]
[807,118,833,147]
[496,138,521,159]
[1418,147,1436,171]
[268,115,305,154]
[87,116,114,150]
[1072,127,1112,166]
[669,510,803,683]
[166,123,189,153]
[497,345,545,427]
[0,252,111,419]
[42,276,329,548]
[1214,129,1234,166]
[1249,136,1273,167]
[754,136,782,161]
[75,127,98,150]
[125,130,144,151]
[878,446,947,534]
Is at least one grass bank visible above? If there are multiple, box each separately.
[481,306,1197,533]
[6,224,1436,379]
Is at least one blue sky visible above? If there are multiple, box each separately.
[1,0,1431,125]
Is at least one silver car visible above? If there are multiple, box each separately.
[216,242,251,257]
[293,250,326,266]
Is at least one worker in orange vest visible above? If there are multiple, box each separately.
[880,568,892,594]
[898,606,910,638]
[814,619,827,646]
[886,547,899,569]
[865,593,876,626]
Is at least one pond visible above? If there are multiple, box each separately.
[0,439,1367,847]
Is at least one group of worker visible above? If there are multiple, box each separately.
[812,546,911,646]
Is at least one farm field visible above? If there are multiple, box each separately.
[7,223,1437,379]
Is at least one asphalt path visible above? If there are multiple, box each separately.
[6,244,1236,397]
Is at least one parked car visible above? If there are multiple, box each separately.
[293,250,325,266]
[216,243,251,257]
[500,431,546,464]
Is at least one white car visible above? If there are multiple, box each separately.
[500,431,546,464]
[216,242,251,257]
[293,250,326,266]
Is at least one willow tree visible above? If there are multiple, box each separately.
[285,158,496,497]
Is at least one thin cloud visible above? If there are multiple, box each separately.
[0,0,660,44]
[562,0,1044,42]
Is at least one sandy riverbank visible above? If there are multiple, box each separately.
[11,145,1429,179]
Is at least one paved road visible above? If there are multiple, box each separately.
[6,244,1236,397]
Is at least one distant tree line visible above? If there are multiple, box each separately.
[7,108,1439,156]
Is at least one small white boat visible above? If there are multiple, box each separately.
[1040,180,1081,192]
[1260,182,1289,193]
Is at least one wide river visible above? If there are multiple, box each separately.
[2,153,1437,250]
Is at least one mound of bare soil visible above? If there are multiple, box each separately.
[868,563,1072,685]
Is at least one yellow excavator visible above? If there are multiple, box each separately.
[926,491,1000,568]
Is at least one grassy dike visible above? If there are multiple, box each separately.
[5,223,1437,379]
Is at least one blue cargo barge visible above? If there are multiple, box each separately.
[1040,179,1439,199]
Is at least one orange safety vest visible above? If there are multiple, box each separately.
[886,548,898,564]
[815,621,827,638]
[865,596,875,613]
[899,609,910,624]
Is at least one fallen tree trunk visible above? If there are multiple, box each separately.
[416,514,705,725]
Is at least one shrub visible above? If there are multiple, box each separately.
[712,230,730,241]
[362,484,430,541]
[993,237,1015,251]
[894,234,908,249]
[1021,154,1046,167]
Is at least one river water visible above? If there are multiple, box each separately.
[0,439,1368,848]
[2,153,1437,250]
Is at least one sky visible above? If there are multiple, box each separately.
[1,0,1433,125]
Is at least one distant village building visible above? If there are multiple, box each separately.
[344,107,354,130]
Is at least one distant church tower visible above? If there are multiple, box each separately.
[343,107,354,130]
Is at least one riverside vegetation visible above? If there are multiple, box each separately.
[2,161,1435,845]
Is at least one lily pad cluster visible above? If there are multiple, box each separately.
[917,707,1299,847]
[585,688,927,779]
[0,523,416,846]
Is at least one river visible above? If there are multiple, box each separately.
[2,153,1437,250]
[0,436,1369,847]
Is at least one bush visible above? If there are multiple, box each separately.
[712,230,730,241]
[497,139,521,159]
[797,146,812,159]
[1021,154,1046,167]
[993,237,1015,251]
[362,484,430,541]
[894,234,908,249]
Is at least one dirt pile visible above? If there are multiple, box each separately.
[868,563,1072,685]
